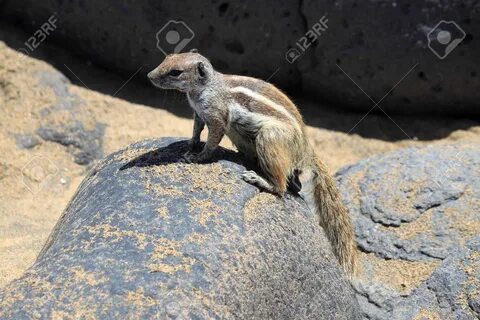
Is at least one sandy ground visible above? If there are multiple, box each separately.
[0,28,479,289]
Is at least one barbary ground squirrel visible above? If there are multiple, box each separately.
[148,51,357,278]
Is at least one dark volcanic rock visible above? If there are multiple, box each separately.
[0,138,361,319]
[336,143,480,319]
[390,238,480,320]
[2,0,478,115]
[301,0,479,115]
[35,70,105,165]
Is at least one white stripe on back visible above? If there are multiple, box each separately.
[229,86,297,124]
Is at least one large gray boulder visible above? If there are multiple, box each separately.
[390,237,480,320]
[0,138,361,319]
[336,143,480,319]
[1,0,478,115]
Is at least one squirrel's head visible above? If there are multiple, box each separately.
[148,50,214,92]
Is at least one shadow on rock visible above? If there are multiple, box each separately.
[119,140,242,171]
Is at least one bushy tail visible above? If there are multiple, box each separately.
[311,157,357,279]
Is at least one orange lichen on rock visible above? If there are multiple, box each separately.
[124,288,156,308]
[361,252,439,295]
[381,209,435,240]
[70,266,106,287]
[188,198,222,226]
[112,147,156,163]
[147,237,195,275]
[243,193,278,223]
[412,309,442,320]
[445,188,480,246]
[87,224,149,250]
[156,207,169,219]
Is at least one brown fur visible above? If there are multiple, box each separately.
[256,129,292,193]
[148,51,358,279]
[311,156,358,277]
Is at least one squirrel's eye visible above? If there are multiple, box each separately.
[168,69,183,77]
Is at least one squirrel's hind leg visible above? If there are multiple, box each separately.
[241,170,279,194]
[242,128,293,196]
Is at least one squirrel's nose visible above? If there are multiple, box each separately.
[147,71,154,79]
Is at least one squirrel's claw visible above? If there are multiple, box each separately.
[193,149,212,163]
[187,139,201,152]
[181,150,197,163]
[182,149,211,163]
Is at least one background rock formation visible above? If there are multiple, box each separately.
[337,144,480,319]
[1,0,478,115]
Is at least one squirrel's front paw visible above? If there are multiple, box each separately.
[192,149,212,163]
[181,150,196,163]
[187,139,201,152]
[182,149,211,163]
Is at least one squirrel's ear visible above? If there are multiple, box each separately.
[190,48,198,53]
[197,62,206,78]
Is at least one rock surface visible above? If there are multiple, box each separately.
[390,238,480,320]
[0,138,361,319]
[10,66,105,165]
[35,70,105,165]
[336,143,480,319]
[1,0,478,115]
[301,0,478,115]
